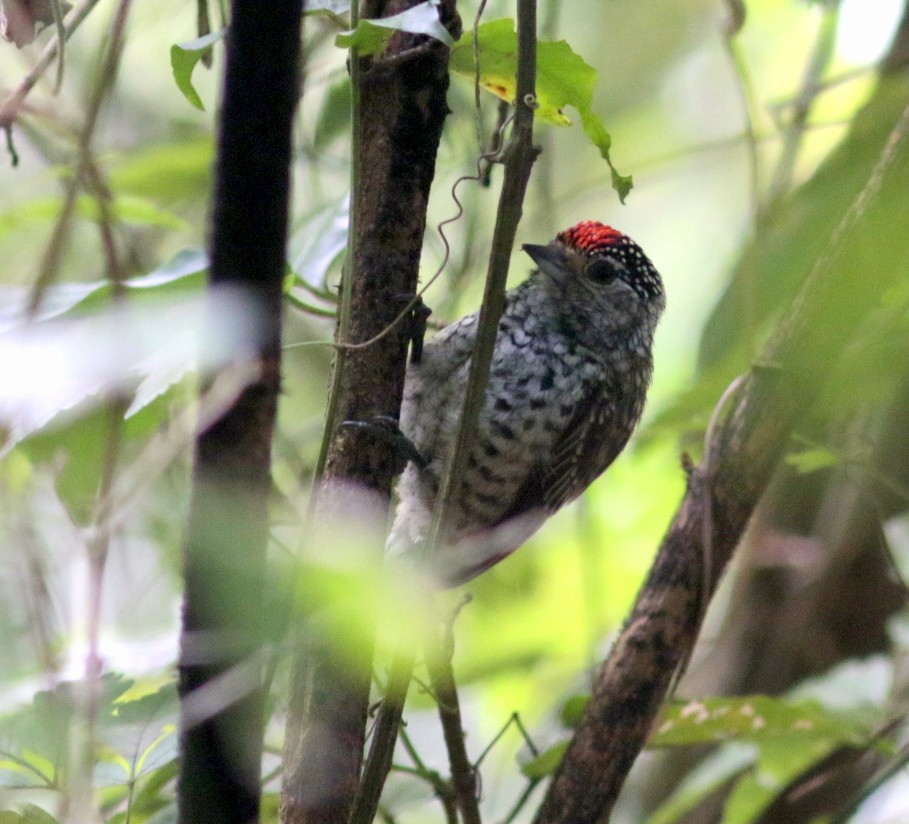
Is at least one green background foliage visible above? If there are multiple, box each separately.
[2,0,909,822]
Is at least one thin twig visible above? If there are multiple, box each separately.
[0,0,103,129]
[398,728,458,824]
[767,2,840,203]
[51,0,67,93]
[349,647,417,824]
[62,41,134,823]
[426,609,481,824]
[25,0,134,318]
[424,0,538,554]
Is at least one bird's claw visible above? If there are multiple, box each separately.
[341,415,427,472]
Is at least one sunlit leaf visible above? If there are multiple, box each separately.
[650,695,869,748]
[449,18,631,201]
[170,29,226,110]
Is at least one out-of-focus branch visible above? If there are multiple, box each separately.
[24,0,131,316]
[533,99,909,824]
[0,0,102,130]
[176,0,302,822]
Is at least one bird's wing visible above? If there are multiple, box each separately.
[494,379,628,524]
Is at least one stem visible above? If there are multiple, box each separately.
[0,0,103,129]
[426,625,481,824]
[348,647,417,824]
[425,0,538,551]
[25,0,133,317]
[353,6,538,819]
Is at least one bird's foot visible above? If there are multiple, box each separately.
[341,415,427,472]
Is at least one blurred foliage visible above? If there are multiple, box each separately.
[1,0,909,822]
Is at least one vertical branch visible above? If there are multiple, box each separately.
[426,622,481,824]
[280,3,461,823]
[177,2,302,823]
[425,0,538,551]
[350,4,538,821]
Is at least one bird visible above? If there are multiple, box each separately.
[387,221,665,587]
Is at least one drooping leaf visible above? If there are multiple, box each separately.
[449,18,632,202]
[170,29,226,110]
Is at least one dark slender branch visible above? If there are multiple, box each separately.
[348,647,416,824]
[533,99,909,824]
[426,623,481,824]
[176,1,301,822]
[398,729,459,824]
[425,0,538,551]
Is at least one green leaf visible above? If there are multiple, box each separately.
[110,137,214,202]
[314,77,352,150]
[559,694,589,727]
[784,447,839,474]
[449,18,632,202]
[0,195,187,236]
[649,743,755,824]
[519,740,567,779]
[170,29,226,110]
[722,738,840,824]
[650,695,868,749]
[335,1,453,56]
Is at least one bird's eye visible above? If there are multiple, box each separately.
[586,257,621,283]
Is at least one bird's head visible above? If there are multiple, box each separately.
[522,221,665,329]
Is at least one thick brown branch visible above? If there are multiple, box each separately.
[533,99,909,824]
[280,4,461,823]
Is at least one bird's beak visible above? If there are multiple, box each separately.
[522,243,563,268]
[523,243,570,282]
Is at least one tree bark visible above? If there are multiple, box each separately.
[533,92,909,824]
[280,4,461,823]
[176,2,302,823]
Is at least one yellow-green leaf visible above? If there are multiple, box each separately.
[449,18,632,202]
